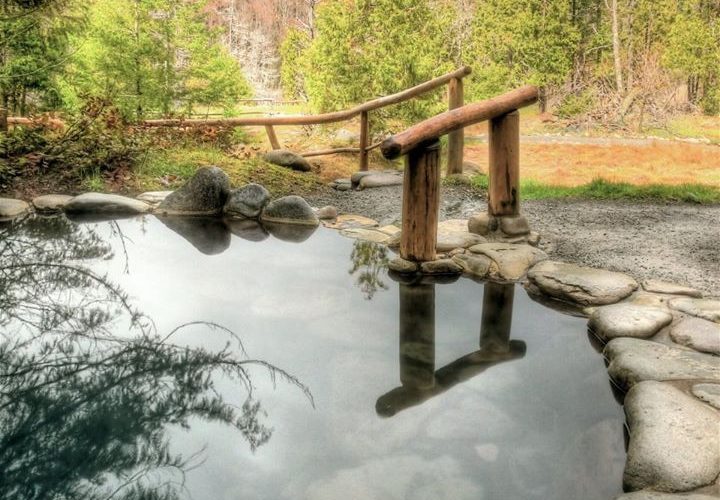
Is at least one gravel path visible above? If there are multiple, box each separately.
[307,185,720,296]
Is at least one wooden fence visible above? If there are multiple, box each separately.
[380,85,538,262]
[141,66,472,174]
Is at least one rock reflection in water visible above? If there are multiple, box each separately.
[0,216,307,500]
[376,281,527,417]
[157,215,232,255]
[156,215,319,254]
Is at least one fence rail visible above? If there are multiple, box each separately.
[140,66,472,172]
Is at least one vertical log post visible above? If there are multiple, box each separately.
[0,108,7,133]
[265,125,281,150]
[446,77,464,176]
[488,110,520,216]
[400,139,440,262]
[359,110,369,172]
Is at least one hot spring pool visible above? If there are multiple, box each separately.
[0,214,626,499]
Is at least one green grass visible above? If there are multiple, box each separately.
[464,176,720,204]
[132,145,324,197]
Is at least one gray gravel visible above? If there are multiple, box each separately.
[307,185,720,296]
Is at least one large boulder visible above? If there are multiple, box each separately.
[603,337,720,390]
[623,381,720,492]
[32,194,72,213]
[224,183,270,219]
[588,304,673,342]
[0,198,30,220]
[264,149,312,172]
[64,193,150,215]
[157,166,230,215]
[261,195,319,226]
[669,317,720,355]
[527,260,638,306]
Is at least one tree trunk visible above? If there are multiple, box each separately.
[609,0,623,94]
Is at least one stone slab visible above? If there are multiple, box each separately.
[589,304,673,342]
[527,260,638,306]
[604,338,720,390]
[624,381,720,492]
[670,317,720,355]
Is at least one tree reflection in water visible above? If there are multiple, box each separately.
[0,216,309,500]
[348,240,389,300]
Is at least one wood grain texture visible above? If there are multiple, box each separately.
[382,85,537,159]
[446,77,464,175]
[400,140,441,262]
[488,110,520,216]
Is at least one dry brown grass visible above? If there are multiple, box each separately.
[465,141,720,187]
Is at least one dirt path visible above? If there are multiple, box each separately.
[307,185,720,296]
[466,134,716,146]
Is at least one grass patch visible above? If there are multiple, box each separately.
[132,145,324,197]
[465,176,720,204]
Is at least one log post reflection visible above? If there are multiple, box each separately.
[376,281,526,417]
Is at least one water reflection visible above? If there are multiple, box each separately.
[377,281,527,417]
[349,240,390,300]
[156,215,318,253]
[0,216,307,500]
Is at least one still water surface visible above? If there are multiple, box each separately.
[0,215,625,500]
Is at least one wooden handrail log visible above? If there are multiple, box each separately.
[301,147,361,157]
[381,85,538,159]
[141,66,472,128]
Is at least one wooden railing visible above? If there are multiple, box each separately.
[380,85,539,262]
[141,66,472,173]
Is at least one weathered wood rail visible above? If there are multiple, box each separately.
[380,85,538,262]
[141,66,472,173]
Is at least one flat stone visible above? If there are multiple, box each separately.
[452,253,492,278]
[625,291,679,309]
[604,338,720,390]
[498,215,530,236]
[420,259,463,275]
[623,381,720,492]
[315,205,338,220]
[388,257,418,273]
[462,161,483,173]
[669,298,720,323]
[261,195,319,226]
[226,218,269,242]
[589,304,673,342]
[332,128,360,145]
[692,383,720,410]
[527,231,541,246]
[334,183,351,191]
[136,191,172,204]
[64,193,150,215]
[358,173,404,189]
[157,166,230,215]
[31,194,72,213]
[527,261,638,306]
[670,317,720,355]
[0,198,30,219]
[322,214,378,230]
[339,227,392,244]
[469,243,548,281]
[377,225,400,236]
[436,219,487,251]
[643,279,703,298]
[264,149,312,172]
[616,492,720,500]
[468,213,497,236]
[224,183,269,218]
